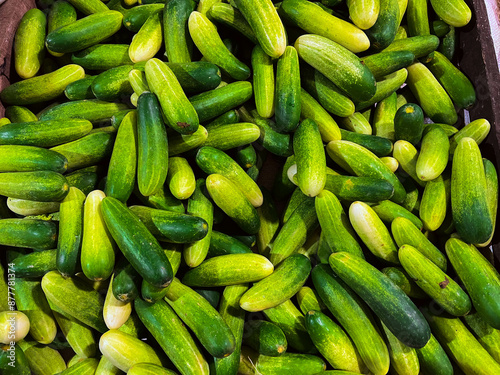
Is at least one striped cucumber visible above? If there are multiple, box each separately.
[47,1,77,57]
[255,353,326,374]
[339,112,372,135]
[91,65,133,101]
[275,46,301,133]
[163,0,195,63]
[0,145,67,173]
[381,321,419,375]
[252,45,275,119]
[392,140,426,187]
[415,334,453,375]
[0,171,69,202]
[419,174,447,231]
[365,0,400,50]
[129,10,163,63]
[0,219,57,249]
[14,9,46,79]
[370,199,423,229]
[244,320,287,357]
[416,125,449,181]
[464,312,500,363]
[300,89,342,142]
[449,118,491,154]
[167,157,196,200]
[71,44,132,70]
[429,0,471,27]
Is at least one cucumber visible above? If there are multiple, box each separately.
[339,112,372,135]
[420,174,447,231]
[141,279,170,303]
[169,125,208,156]
[281,0,370,53]
[145,59,200,135]
[239,254,311,312]
[206,110,240,128]
[251,112,293,157]
[361,51,415,80]
[464,312,500,363]
[429,0,471,27]
[416,333,453,375]
[40,100,129,122]
[128,363,177,375]
[283,188,310,224]
[380,156,398,172]
[18,341,66,375]
[12,250,57,278]
[71,44,132,70]
[188,12,250,80]
[165,278,236,358]
[370,199,423,229]
[381,321,419,375]
[129,10,162,63]
[311,264,390,375]
[399,245,471,316]
[183,253,273,287]
[6,106,37,123]
[95,355,122,375]
[209,231,252,257]
[58,358,99,375]
[232,0,286,58]
[204,123,260,151]
[305,310,366,372]
[295,34,376,102]
[163,0,195,63]
[137,92,169,197]
[124,4,165,32]
[394,103,424,146]
[315,190,364,259]
[275,46,301,133]
[91,65,134,101]
[41,271,107,332]
[423,309,500,374]
[46,11,123,54]
[6,198,59,216]
[66,0,109,14]
[347,0,380,30]
[439,25,456,60]
[445,238,500,330]
[300,89,342,142]
[382,266,427,298]
[99,330,162,372]
[0,145,67,173]
[451,137,492,244]
[256,188,279,256]
[252,45,275,119]
[14,9,46,79]
[300,65,355,118]
[382,35,440,59]
[449,118,491,154]
[0,65,85,105]
[293,119,326,197]
[206,174,260,234]
[47,1,78,57]
[0,310,30,344]
[326,140,407,203]
[392,140,426,187]
[65,76,96,101]
[244,320,287,357]
[0,171,69,202]
[255,353,326,375]
[215,284,249,374]
[269,198,318,265]
[391,216,447,271]
[166,157,195,200]
[112,259,141,302]
[14,279,57,345]
[416,125,449,181]
[478,158,498,247]
[297,286,327,314]
[50,131,115,171]
[339,129,393,157]
[235,144,257,169]
[0,219,57,249]
[365,0,399,50]
[407,0,430,36]
[207,3,257,44]
[0,342,30,375]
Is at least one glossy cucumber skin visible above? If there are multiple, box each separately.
[40,99,129,122]
[275,46,301,133]
[124,4,165,32]
[394,103,424,146]
[166,156,196,200]
[449,118,491,155]
[420,174,447,231]
[0,171,69,202]
[0,145,67,173]
[255,353,326,375]
[65,76,96,100]
[363,50,415,80]
[370,199,423,229]
[407,0,430,36]
[204,122,260,151]
[14,9,46,79]
[416,334,453,375]
[11,250,56,278]
[429,0,471,27]
[46,11,124,54]
[101,197,173,288]
[300,89,342,142]
[129,10,163,63]
[329,252,431,348]
[112,259,141,302]
[382,266,427,299]
[383,35,440,59]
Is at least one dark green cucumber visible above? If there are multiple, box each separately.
[5,106,37,123]
[112,259,141,302]
[365,0,399,50]
[382,35,440,59]
[329,252,431,348]
[324,175,394,203]
[204,122,260,151]
[65,167,98,195]
[208,231,252,257]
[0,219,57,249]
[244,320,287,357]
[339,129,393,157]
[140,280,169,303]
[40,100,129,122]
[71,44,132,70]
[394,103,424,146]
[47,1,78,56]
[0,145,67,173]
[239,254,311,312]
[64,76,96,101]
[439,26,456,60]
[91,65,134,101]
[148,206,208,243]
[0,171,69,202]
[124,4,165,32]
[163,0,195,63]
[165,278,236,358]
[311,264,390,375]
[283,187,310,224]
[137,92,169,197]
[0,119,92,148]
[255,353,326,374]
[0,344,30,375]
[416,333,453,375]
[235,144,258,169]
[101,197,173,288]
[361,50,415,80]
[190,81,253,123]
[205,109,240,128]
[12,250,56,278]
[46,11,124,54]
[382,266,427,299]
[275,46,301,133]
[253,112,293,157]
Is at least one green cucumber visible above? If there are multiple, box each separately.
[95,356,122,375]
[382,35,440,59]
[0,145,67,173]
[445,238,500,329]
[0,64,84,106]
[206,174,260,234]
[393,140,425,187]
[104,275,131,329]
[365,0,399,50]
[41,271,107,332]
[208,3,257,43]
[407,0,430,36]
[124,4,165,32]
[478,158,498,247]
[275,46,301,133]
[326,140,407,203]
[81,190,115,281]
[281,0,370,53]
[255,353,326,374]
[0,171,69,202]
[62,167,98,194]
[129,69,149,96]
[339,112,372,135]
[235,144,258,169]
[449,118,491,155]
[294,119,326,197]
[129,10,162,63]
[315,190,364,259]
[46,11,123,54]
[347,0,380,30]
[423,309,500,374]
[439,26,456,60]
[339,129,393,157]
[169,125,208,156]
[362,51,415,80]
[209,231,252,256]
[429,0,471,27]
[399,245,471,316]
[112,259,141,302]
[163,0,195,63]
[128,363,177,375]
[65,76,96,101]
[50,131,115,171]
[190,81,253,123]
[47,1,78,57]
[416,125,449,181]
[206,110,240,128]
[6,198,59,216]
[166,157,196,200]
[14,9,46,79]
[140,280,170,303]
[183,253,273,287]
[66,0,109,14]
[269,198,318,265]
[370,199,423,228]
[381,321,419,375]
[12,250,57,278]
[188,11,250,80]
[165,278,235,358]
[99,329,162,372]
[18,341,66,375]
[155,62,222,95]
[416,333,453,375]
[283,188,310,224]
[329,252,430,348]
[71,44,132,70]
[256,188,280,256]
[464,312,500,363]
[381,156,398,172]
[451,137,492,244]
[300,89,342,142]
[0,219,57,249]
[5,106,37,123]
[204,123,260,151]
[296,286,327,314]
[58,358,99,375]
[232,0,286,58]
[311,264,390,375]
[91,65,134,101]
[295,34,376,102]
[419,174,447,231]
[0,342,30,375]
[263,299,316,353]
[239,254,311,312]
[382,266,427,298]
[305,310,366,372]
[105,111,137,202]
[252,45,275,119]
[251,113,293,157]
[373,91,397,140]
[137,92,169,197]
[244,320,287,357]
[394,103,424,145]
[40,100,129,122]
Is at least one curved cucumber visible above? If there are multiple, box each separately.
[14,9,46,79]
[300,89,342,142]
[129,10,162,63]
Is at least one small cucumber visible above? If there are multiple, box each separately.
[382,35,440,59]
[365,0,399,50]
[129,10,162,63]
[381,321,419,375]
[14,9,46,79]
[339,129,393,157]
[449,118,491,154]
[252,45,275,119]
[380,156,399,172]
[392,140,426,187]
[415,333,453,375]
[416,125,449,181]
[300,89,342,142]
[112,259,141,302]
[169,125,208,156]
[429,0,471,27]
[167,157,196,200]
[104,275,132,330]
[163,0,195,63]
[124,4,165,32]
[6,198,59,217]
[235,144,258,169]
[275,46,301,133]
[0,219,57,249]
[347,0,380,30]
[255,353,326,375]
[419,174,447,231]
[244,320,287,357]
[394,103,424,146]
[71,44,132,70]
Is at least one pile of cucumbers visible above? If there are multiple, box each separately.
[0,0,498,374]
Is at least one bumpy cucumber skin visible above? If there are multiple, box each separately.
[365,0,400,50]
[275,46,301,133]
[252,45,275,119]
[14,9,46,79]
